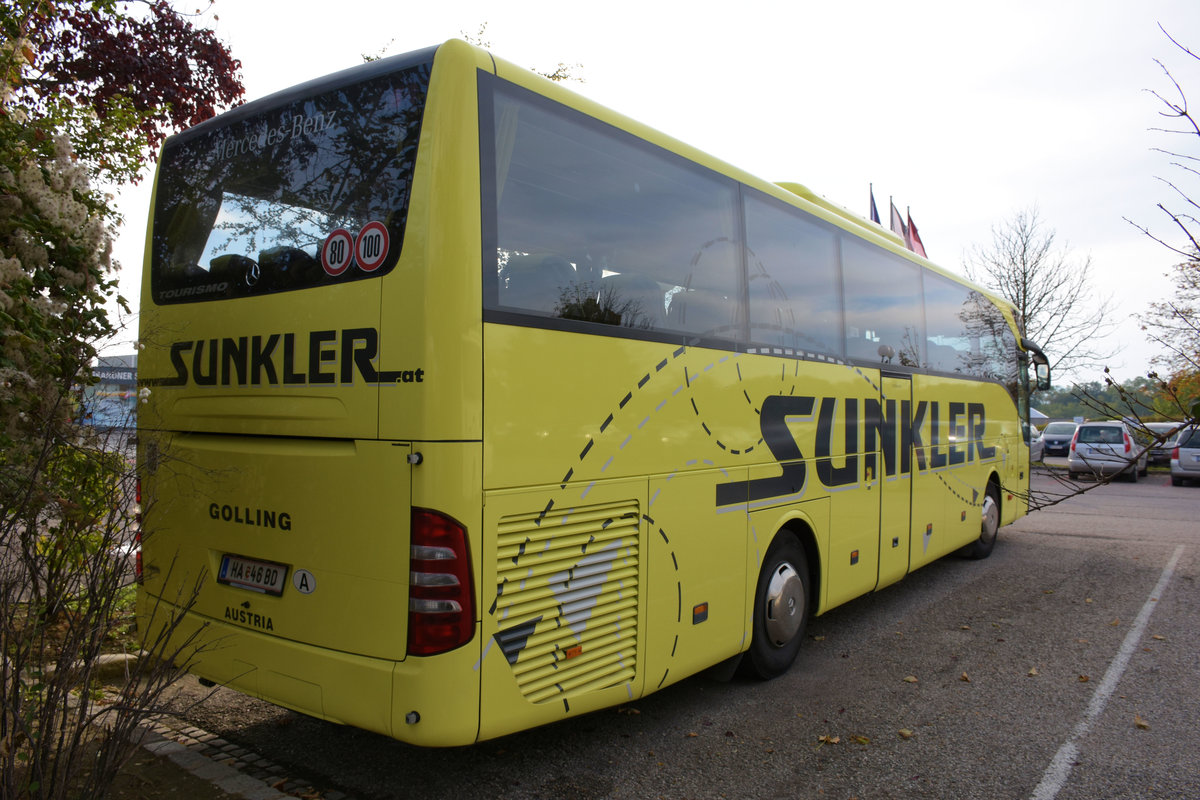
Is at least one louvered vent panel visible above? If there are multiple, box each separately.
[494,499,640,704]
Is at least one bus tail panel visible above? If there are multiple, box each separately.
[137,593,399,735]
[139,433,412,662]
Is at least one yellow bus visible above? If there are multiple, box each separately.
[137,39,1050,747]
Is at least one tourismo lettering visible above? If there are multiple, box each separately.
[716,396,996,506]
[150,327,425,387]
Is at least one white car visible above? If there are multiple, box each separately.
[1067,421,1149,482]
[1170,428,1200,486]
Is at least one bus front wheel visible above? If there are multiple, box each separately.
[741,534,810,680]
[960,483,1001,560]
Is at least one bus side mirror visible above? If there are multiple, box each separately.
[1020,337,1051,391]
[1035,361,1050,391]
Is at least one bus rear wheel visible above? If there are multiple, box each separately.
[740,534,810,680]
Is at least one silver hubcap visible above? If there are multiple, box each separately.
[981,494,999,542]
[764,562,804,647]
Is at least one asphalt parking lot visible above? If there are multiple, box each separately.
[169,467,1199,800]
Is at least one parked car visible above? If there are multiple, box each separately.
[1145,421,1185,465]
[1170,427,1200,486]
[1068,421,1149,481]
[1029,425,1044,462]
[1040,421,1078,458]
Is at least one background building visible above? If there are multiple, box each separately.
[84,354,138,428]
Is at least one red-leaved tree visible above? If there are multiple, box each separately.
[7,0,244,183]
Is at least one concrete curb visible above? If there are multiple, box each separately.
[137,720,353,800]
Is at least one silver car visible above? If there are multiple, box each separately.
[1067,421,1149,482]
[1170,428,1200,486]
[1145,421,1185,465]
[1029,425,1044,463]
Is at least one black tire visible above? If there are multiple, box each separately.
[1128,466,1139,483]
[1172,476,1184,487]
[960,483,1001,560]
[1068,472,1079,481]
[740,534,810,680]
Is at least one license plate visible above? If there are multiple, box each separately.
[218,554,288,596]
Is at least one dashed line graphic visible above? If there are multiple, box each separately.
[649,509,683,690]
[494,341,1006,709]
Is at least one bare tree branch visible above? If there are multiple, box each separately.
[964,206,1120,380]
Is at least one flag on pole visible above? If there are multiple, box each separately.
[890,200,907,241]
[869,185,880,225]
[907,209,927,257]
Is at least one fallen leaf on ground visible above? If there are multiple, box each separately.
[1135,714,1150,730]
[898,729,915,739]
[1027,667,1039,677]
[1078,675,1090,683]
[851,735,870,745]
[960,672,970,682]
[903,675,919,683]
[818,734,841,746]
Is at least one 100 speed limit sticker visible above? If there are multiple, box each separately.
[321,221,390,276]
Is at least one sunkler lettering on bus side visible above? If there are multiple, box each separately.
[716,395,997,506]
[150,327,425,387]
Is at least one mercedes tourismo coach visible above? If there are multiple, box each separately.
[136,39,1051,747]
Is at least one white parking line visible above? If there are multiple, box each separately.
[1030,544,1185,800]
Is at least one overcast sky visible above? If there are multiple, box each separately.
[109,0,1200,382]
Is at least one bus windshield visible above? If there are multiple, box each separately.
[150,61,431,304]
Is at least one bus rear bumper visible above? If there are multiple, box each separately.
[138,593,482,746]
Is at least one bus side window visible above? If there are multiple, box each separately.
[744,191,842,357]
[487,78,740,343]
[667,238,740,341]
[600,272,666,329]
[500,255,577,315]
[842,237,924,367]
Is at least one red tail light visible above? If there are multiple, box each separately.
[1069,430,1079,453]
[1123,433,1132,454]
[1172,446,1181,460]
[408,509,475,656]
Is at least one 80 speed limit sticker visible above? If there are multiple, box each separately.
[321,228,355,276]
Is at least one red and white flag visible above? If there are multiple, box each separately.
[907,210,927,257]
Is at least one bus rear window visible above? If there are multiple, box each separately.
[150,61,431,304]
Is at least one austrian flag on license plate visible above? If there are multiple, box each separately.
[218,554,288,596]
